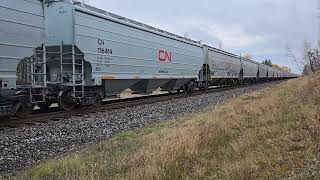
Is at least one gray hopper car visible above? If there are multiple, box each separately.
[0,0,45,116]
[258,64,269,78]
[0,0,297,117]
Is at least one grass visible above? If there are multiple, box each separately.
[16,73,320,179]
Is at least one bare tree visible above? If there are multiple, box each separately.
[301,41,320,75]
[243,53,252,60]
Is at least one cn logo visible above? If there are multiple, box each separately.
[158,50,172,63]
[98,38,105,45]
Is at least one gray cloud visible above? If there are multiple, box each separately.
[87,0,318,73]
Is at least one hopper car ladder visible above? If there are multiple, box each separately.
[29,46,47,104]
[59,44,85,99]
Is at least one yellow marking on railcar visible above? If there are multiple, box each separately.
[102,76,116,80]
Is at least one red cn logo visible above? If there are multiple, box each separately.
[158,50,172,63]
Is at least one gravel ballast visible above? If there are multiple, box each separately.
[0,82,281,174]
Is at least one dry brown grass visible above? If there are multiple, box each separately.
[18,73,320,180]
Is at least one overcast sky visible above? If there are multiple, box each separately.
[86,0,318,74]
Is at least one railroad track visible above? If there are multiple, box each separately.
[0,82,275,129]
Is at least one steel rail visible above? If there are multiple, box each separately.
[0,81,283,129]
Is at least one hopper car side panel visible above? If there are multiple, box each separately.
[74,9,204,82]
[207,49,241,79]
[43,1,204,96]
[0,0,45,93]
[259,64,269,78]
[269,68,275,77]
[274,68,279,78]
[242,60,258,78]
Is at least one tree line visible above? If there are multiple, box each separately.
[261,59,292,73]
[243,53,292,73]
[302,42,320,75]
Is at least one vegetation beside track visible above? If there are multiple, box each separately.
[18,73,320,179]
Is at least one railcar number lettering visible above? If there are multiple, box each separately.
[159,70,169,73]
[98,48,113,54]
[58,6,67,14]
[97,38,113,54]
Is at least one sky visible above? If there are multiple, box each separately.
[85,0,319,74]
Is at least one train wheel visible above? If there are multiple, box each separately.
[38,103,51,111]
[15,102,34,118]
[184,82,196,93]
[58,90,76,111]
[93,93,102,107]
[183,84,191,93]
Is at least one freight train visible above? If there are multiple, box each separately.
[0,0,296,117]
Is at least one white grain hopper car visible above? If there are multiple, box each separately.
[0,0,46,116]
[0,0,297,117]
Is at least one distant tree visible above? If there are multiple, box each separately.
[272,64,280,69]
[262,59,273,66]
[272,64,291,72]
[303,65,312,75]
[302,41,320,75]
[243,53,252,60]
[306,49,320,72]
[261,59,291,72]
[277,66,291,72]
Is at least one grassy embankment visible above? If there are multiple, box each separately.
[18,73,320,179]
